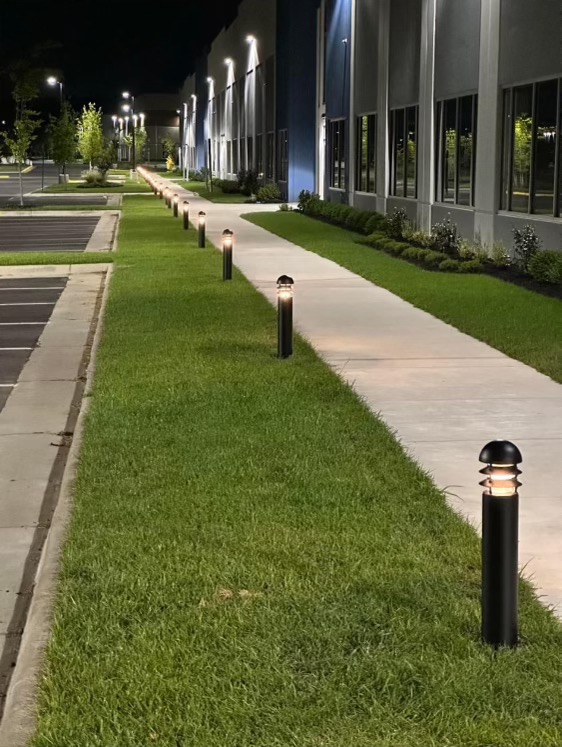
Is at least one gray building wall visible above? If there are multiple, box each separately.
[434,0,481,99]
[354,0,378,114]
[499,0,561,86]
[388,0,421,108]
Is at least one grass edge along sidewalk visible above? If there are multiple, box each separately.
[31,197,561,747]
[244,211,562,386]
[0,252,113,266]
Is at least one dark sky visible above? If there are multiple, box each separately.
[0,0,242,120]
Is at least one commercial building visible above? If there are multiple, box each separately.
[180,0,561,248]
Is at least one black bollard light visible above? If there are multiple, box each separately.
[173,194,179,217]
[182,201,190,230]
[165,188,172,208]
[479,440,522,649]
[222,229,234,280]
[198,211,206,248]
[157,183,163,199]
[277,275,294,359]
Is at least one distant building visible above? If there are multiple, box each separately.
[104,93,181,163]
[179,0,561,248]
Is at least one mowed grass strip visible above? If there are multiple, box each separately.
[0,252,113,266]
[245,212,562,384]
[178,179,249,203]
[33,197,561,747]
[44,180,151,193]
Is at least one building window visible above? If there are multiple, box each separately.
[502,78,561,216]
[278,129,288,182]
[390,106,418,198]
[356,114,376,193]
[248,136,254,170]
[256,133,263,177]
[436,95,477,206]
[240,138,246,170]
[329,119,346,189]
[266,132,275,179]
[233,139,238,175]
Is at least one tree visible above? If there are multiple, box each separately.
[123,126,147,163]
[0,63,42,206]
[48,101,77,175]
[77,103,104,169]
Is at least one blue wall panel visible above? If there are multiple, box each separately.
[194,56,208,170]
[325,0,353,120]
[277,0,320,201]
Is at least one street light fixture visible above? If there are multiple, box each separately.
[46,76,63,107]
[121,91,137,172]
[479,439,523,649]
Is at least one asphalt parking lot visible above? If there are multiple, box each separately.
[0,276,67,412]
[0,216,100,252]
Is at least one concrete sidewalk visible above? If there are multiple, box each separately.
[153,177,562,617]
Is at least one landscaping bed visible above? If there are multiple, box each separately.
[30,196,562,747]
[244,211,562,384]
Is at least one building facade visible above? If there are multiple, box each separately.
[181,0,561,248]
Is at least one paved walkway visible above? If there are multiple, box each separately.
[148,174,562,617]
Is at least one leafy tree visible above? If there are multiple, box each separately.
[48,101,77,175]
[77,103,104,169]
[123,126,147,162]
[0,59,43,206]
[97,140,117,179]
[161,137,177,162]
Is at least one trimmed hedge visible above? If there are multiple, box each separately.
[302,196,385,235]
[527,251,562,285]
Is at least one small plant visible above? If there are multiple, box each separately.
[237,169,260,196]
[364,214,385,235]
[491,240,510,268]
[82,168,105,185]
[278,202,290,212]
[298,189,317,212]
[459,259,484,273]
[512,224,542,272]
[430,215,460,256]
[439,258,462,272]
[458,239,476,260]
[423,250,448,267]
[382,207,409,239]
[408,229,434,249]
[217,180,241,194]
[402,246,427,261]
[188,169,204,182]
[257,184,282,202]
[527,251,562,285]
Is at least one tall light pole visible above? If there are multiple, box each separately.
[46,76,63,108]
[122,91,136,172]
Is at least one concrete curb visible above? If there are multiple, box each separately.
[0,264,114,747]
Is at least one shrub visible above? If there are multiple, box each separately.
[459,260,484,273]
[527,251,562,284]
[82,168,105,185]
[237,169,259,196]
[430,216,461,256]
[458,239,476,260]
[257,184,282,202]
[298,189,317,212]
[218,180,241,194]
[188,169,205,182]
[491,240,510,268]
[439,259,462,272]
[345,209,371,234]
[402,246,427,261]
[364,214,385,235]
[386,240,410,255]
[423,250,448,267]
[408,229,434,249]
[278,203,290,212]
[512,224,542,272]
[383,207,409,239]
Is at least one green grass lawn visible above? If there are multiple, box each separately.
[44,180,151,194]
[0,252,113,266]
[31,196,562,747]
[245,212,562,384]
[178,179,250,203]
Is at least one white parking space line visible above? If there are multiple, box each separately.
[0,347,32,351]
[0,322,46,326]
[0,384,15,388]
[0,287,65,291]
[0,303,56,307]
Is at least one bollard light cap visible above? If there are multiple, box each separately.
[479,440,522,466]
[277,275,294,286]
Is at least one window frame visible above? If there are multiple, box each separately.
[501,77,562,217]
[329,119,347,190]
[389,105,418,198]
[435,93,477,207]
[355,113,377,194]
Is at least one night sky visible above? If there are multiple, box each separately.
[0,0,242,121]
